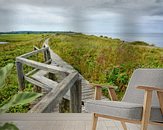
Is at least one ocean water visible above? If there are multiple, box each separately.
[87,33,163,48]
[0,42,8,44]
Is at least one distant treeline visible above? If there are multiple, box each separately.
[0,31,81,35]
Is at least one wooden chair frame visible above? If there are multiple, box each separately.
[91,83,163,130]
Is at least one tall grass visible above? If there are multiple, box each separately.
[0,34,48,112]
[49,33,163,99]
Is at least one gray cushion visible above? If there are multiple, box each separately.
[85,100,163,122]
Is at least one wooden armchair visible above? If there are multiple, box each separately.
[85,69,163,130]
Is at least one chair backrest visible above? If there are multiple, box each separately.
[122,69,163,107]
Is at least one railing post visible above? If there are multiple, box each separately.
[43,47,54,80]
[70,77,82,113]
[43,47,51,62]
[16,61,25,91]
[33,46,42,93]
[46,48,51,61]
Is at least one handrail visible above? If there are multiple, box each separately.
[15,42,82,113]
[29,72,80,113]
[16,57,72,74]
[20,47,49,58]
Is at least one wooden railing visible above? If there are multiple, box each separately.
[16,46,82,113]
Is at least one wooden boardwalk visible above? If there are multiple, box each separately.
[49,48,95,102]
[32,38,96,102]
[0,113,140,130]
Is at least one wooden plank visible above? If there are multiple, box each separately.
[42,38,51,62]
[29,72,79,113]
[82,87,95,93]
[33,46,39,50]
[20,47,48,58]
[44,49,51,62]
[25,60,52,77]
[82,91,94,96]
[1,113,134,130]
[82,95,94,100]
[25,68,38,77]
[32,70,48,77]
[16,62,25,91]
[70,78,82,113]
[31,75,58,88]
[25,76,51,90]
[45,59,52,64]
[16,57,73,74]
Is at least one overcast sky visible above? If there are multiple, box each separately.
[0,0,163,34]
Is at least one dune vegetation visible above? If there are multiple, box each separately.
[0,34,48,112]
[49,33,163,99]
[0,33,162,112]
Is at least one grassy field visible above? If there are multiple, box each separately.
[0,33,162,112]
[49,33,163,99]
[0,34,48,112]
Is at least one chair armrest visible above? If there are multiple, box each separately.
[137,86,163,115]
[90,83,118,101]
[137,86,163,92]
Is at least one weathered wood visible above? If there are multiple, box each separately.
[16,62,25,91]
[32,46,40,93]
[20,47,48,58]
[29,72,79,113]
[33,46,39,61]
[25,76,51,90]
[31,75,58,88]
[25,60,52,77]
[44,50,48,62]
[31,69,58,89]
[25,68,38,77]
[33,46,39,50]
[70,78,82,113]
[43,39,51,62]
[0,113,140,130]
[45,59,52,64]
[46,49,51,61]
[32,70,48,77]
[16,57,73,74]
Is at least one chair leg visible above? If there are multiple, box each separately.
[92,113,98,130]
[141,90,152,130]
[121,121,127,130]
[141,122,148,130]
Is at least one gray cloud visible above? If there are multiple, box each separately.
[0,0,163,32]
[1,0,163,15]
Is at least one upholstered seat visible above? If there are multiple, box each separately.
[85,100,163,122]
